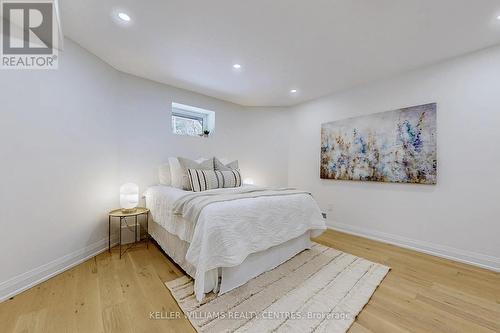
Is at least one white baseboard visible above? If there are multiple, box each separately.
[0,236,118,303]
[327,221,500,273]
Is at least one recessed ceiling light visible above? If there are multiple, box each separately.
[497,15,500,20]
[233,64,242,69]
[118,12,131,22]
[290,89,298,93]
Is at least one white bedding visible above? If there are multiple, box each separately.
[144,185,326,301]
[145,186,196,242]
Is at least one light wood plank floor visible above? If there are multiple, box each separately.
[1,230,499,332]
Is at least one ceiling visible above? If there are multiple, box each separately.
[60,0,500,107]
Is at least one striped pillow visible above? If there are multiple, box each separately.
[187,169,242,192]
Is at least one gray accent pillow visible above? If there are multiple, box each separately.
[214,157,239,171]
[178,157,214,190]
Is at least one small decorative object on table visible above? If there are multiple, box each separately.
[119,183,139,213]
[108,207,150,258]
[243,177,255,185]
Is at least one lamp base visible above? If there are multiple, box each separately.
[121,208,137,214]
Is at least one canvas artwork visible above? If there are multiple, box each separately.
[320,103,437,184]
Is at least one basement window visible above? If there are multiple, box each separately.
[171,102,215,137]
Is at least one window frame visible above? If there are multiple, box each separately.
[172,111,206,129]
[171,102,215,137]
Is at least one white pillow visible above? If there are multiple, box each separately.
[158,163,171,186]
[168,157,183,188]
[168,157,211,189]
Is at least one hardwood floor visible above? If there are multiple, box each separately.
[315,231,500,333]
[1,229,499,332]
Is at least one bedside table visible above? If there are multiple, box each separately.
[108,207,150,258]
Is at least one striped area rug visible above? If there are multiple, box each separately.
[165,243,389,333]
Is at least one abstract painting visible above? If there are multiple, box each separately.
[320,103,437,184]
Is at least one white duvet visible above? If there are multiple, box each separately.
[144,185,326,301]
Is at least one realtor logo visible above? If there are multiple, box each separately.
[1,0,59,69]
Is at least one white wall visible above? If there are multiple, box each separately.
[288,45,500,270]
[114,73,289,196]
[0,39,120,299]
[0,39,290,300]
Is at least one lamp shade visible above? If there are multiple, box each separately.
[120,183,139,211]
[243,178,255,185]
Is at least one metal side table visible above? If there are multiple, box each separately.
[108,207,150,258]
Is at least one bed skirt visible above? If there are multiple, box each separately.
[149,221,312,296]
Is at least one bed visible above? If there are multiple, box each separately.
[144,185,326,301]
